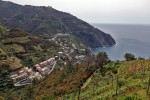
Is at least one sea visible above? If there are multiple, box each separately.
[92,24,150,61]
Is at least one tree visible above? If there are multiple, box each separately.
[25,85,35,100]
[0,25,3,36]
[147,72,150,95]
[78,87,81,100]
[115,76,119,96]
[95,52,110,68]
[138,57,145,60]
[124,53,136,61]
[0,24,6,38]
[78,80,83,100]
[59,72,67,83]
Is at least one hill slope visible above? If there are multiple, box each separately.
[0,0,116,48]
[0,27,149,100]
[66,60,150,100]
[0,28,58,70]
[0,24,87,70]
[0,24,95,100]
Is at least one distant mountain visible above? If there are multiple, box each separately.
[0,0,116,48]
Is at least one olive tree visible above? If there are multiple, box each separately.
[124,53,136,61]
[95,52,110,68]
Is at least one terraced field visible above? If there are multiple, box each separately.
[65,60,150,100]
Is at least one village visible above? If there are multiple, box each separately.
[10,57,56,86]
[9,33,87,86]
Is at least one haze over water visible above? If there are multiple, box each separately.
[92,24,150,60]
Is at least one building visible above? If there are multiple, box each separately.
[10,67,33,86]
[34,58,55,75]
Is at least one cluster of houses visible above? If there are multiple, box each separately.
[10,67,33,86]
[10,57,56,86]
[35,58,55,75]
[75,55,86,60]
[58,38,87,64]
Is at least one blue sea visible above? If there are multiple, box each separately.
[92,24,150,60]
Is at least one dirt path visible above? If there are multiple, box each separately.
[81,74,93,89]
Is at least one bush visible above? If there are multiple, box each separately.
[138,57,145,60]
[124,94,142,100]
[124,53,136,61]
[118,79,126,87]
[112,68,118,74]
[0,64,10,75]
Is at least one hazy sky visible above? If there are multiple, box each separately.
[3,0,150,24]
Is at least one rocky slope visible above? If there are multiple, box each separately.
[0,0,116,48]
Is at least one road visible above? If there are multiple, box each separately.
[14,78,32,87]
[48,61,57,74]
[73,56,86,65]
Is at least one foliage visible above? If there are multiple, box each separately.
[34,63,97,100]
[65,59,150,100]
[95,52,110,68]
[124,53,136,61]
[0,24,6,37]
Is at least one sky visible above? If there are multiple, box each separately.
[3,0,150,24]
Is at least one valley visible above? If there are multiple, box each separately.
[0,0,149,100]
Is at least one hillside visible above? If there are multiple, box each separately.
[66,60,150,100]
[0,26,95,100]
[0,0,116,48]
[0,24,88,70]
[1,28,150,100]
[0,24,93,100]
[0,28,57,69]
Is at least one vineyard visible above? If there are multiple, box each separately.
[65,60,150,100]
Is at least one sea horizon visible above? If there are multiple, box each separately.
[91,23,150,60]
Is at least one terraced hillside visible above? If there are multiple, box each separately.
[0,24,92,100]
[0,28,60,69]
[0,24,86,69]
[1,29,150,100]
[65,60,150,100]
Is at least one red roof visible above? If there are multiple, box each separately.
[68,57,73,62]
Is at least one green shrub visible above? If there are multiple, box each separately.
[124,95,142,100]
[118,79,126,87]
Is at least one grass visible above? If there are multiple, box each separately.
[0,48,6,55]
[33,45,43,51]
[1,37,30,43]
[81,74,93,89]
[65,60,150,100]
[0,56,22,70]
[7,57,23,70]
[10,44,25,52]
[1,44,25,54]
